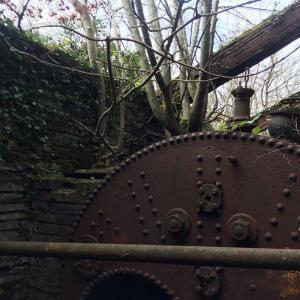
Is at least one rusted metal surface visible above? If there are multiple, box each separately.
[61,131,300,300]
[3,241,300,269]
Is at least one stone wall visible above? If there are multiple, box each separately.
[0,22,163,299]
[0,180,29,300]
[27,178,100,300]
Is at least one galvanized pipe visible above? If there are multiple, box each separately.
[1,241,300,270]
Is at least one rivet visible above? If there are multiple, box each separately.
[215,223,222,231]
[183,134,189,141]
[296,148,300,156]
[98,231,104,237]
[240,133,247,140]
[135,204,141,211]
[139,216,144,223]
[214,132,221,139]
[131,192,136,198]
[297,216,300,224]
[106,217,111,224]
[176,136,182,143]
[191,133,197,140]
[144,183,150,190]
[90,222,95,228]
[162,140,168,147]
[283,188,291,197]
[114,226,120,234]
[264,232,272,241]
[196,155,203,162]
[143,229,148,236]
[160,235,166,242]
[149,145,155,151]
[289,173,298,182]
[126,158,131,164]
[231,132,238,139]
[291,232,299,241]
[258,136,265,144]
[287,144,295,153]
[196,220,203,228]
[249,135,256,141]
[267,138,275,147]
[277,203,284,212]
[148,195,154,203]
[98,209,103,216]
[215,181,222,187]
[120,162,125,168]
[215,154,221,162]
[215,168,221,175]
[197,167,203,175]
[228,156,238,164]
[156,220,162,228]
[128,180,133,186]
[137,151,142,158]
[169,138,175,145]
[196,180,203,187]
[270,218,278,227]
[140,171,146,178]
[215,236,222,244]
[196,234,203,242]
[275,141,284,149]
[206,132,212,138]
[249,284,256,292]
[143,148,149,155]
[155,142,161,149]
[198,132,204,139]
[223,132,229,139]
[152,208,158,215]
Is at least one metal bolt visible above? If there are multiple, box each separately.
[230,219,250,241]
[215,168,221,175]
[197,168,203,175]
[215,154,221,161]
[215,236,222,244]
[264,232,272,241]
[283,188,291,197]
[289,173,297,182]
[249,284,256,292]
[291,232,299,241]
[270,218,278,227]
[196,155,203,162]
[196,220,203,228]
[215,223,222,231]
[277,203,284,212]
[196,235,203,242]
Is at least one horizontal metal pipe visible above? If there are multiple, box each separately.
[1,241,300,270]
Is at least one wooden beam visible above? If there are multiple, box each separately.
[209,0,300,91]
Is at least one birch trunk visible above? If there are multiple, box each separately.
[188,0,212,132]
[71,0,105,118]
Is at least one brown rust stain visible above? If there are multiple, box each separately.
[280,271,300,298]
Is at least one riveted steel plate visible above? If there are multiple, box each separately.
[61,132,300,300]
